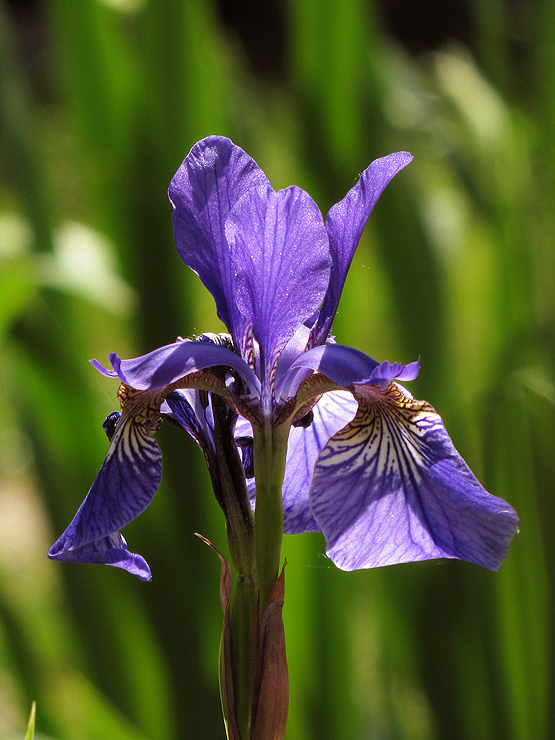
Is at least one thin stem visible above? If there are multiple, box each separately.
[253,420,290,610]
[208,392,258,738]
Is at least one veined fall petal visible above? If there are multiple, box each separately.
[48,384,166,579]
[310,382,519,571]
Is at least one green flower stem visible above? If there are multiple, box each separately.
[230,573,258,740]
[253,420,291,610]
[208,392,259,738]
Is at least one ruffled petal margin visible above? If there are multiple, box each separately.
[310,383,519,571]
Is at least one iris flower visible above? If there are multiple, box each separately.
[48,136,518,581]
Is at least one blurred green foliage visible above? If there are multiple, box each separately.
[0,0,552,738]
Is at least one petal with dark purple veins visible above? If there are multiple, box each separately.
[310,383,519,571]
[225,184,330,396]
[169,136,269,353]
[48,387,164,579]
[312,152,413,346]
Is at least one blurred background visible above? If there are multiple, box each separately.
[0,0,552,738]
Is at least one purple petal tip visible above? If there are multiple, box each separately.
[90,358,118,378]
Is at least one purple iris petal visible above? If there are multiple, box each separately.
[91,358,118,378]
[92,340,260,395]
[169,136,269,355]
[48,409,162,580]
[274,325,311,384]
[310,383,519,571]
[365,359,421,390]
[277,344,418,399]
[163,389,216,453]
[48,533,151,581]
[225,184,331,392]
[236,435,254,478]
[311,151,413,346]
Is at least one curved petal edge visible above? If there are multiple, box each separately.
[310,383,519,571]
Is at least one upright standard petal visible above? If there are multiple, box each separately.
[310,383,519,571]
[225,184,331,397]
[311,152,413,346]
[48,386,165,580]
[169,136,269,354]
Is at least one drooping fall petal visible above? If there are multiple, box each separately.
[48,387,165,580]
[310,383,519,571]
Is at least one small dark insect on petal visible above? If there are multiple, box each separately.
[103,411,121,441]
[292,409,314,429]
